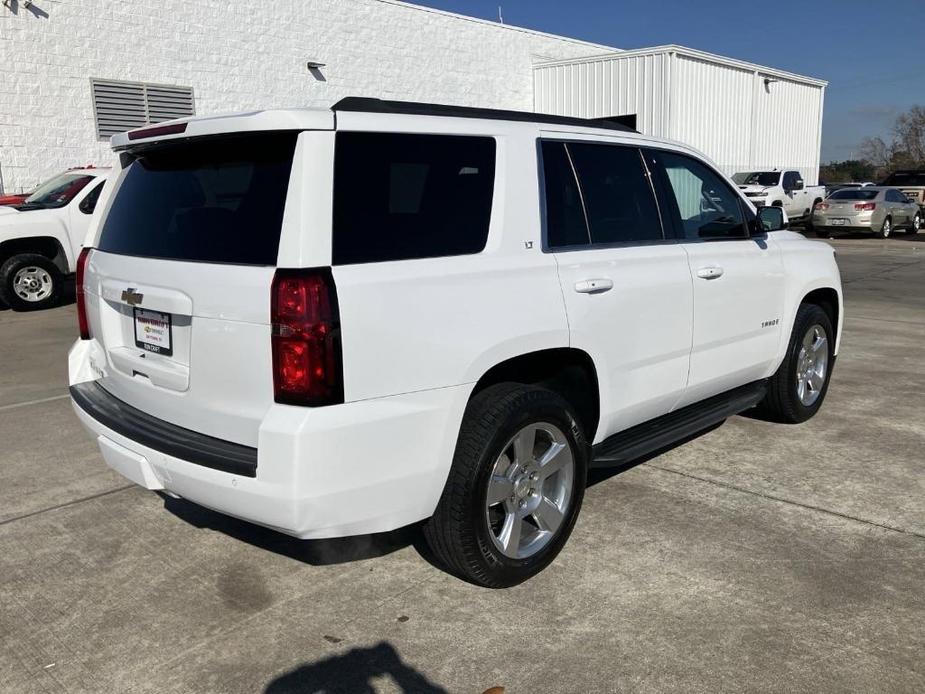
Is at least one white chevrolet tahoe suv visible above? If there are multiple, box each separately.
[0,168,109,311]
[69,98,843,588]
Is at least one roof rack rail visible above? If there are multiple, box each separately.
[331,97,638,133]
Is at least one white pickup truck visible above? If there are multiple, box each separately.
[733,170,826,225]
[0,167,109,310]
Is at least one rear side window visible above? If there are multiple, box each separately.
[98,133,297,265]
[542,141,662,249]
[333,132,496,265]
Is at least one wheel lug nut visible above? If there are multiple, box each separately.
[530,473,538,481]
[518,500,526,509]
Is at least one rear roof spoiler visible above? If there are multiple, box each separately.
[332,97,639,133]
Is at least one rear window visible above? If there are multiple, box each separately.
[333,132,496,265]
[98,133,297,265]
[829,189,878,201]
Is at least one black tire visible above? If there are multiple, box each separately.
[423,383,588,588]
[0,253,62,311]
[906,213,921,235]
[758,303,835,424]
[876,216,892,239]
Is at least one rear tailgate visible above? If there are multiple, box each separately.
[81,132,298,447]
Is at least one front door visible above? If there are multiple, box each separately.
[650,149,785,407]
[541,138,693,440]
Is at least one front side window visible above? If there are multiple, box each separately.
[542,141,662,249]
[654,151,747,240]
[333,132,496,265]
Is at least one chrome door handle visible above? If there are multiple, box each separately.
[696,266,724,280]
[574,278,613,294]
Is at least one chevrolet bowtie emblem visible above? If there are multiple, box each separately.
[121,288,144,306]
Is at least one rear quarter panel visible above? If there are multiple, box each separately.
[291,122,570,403]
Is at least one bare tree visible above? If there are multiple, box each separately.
[893,105,925,165]
[859,136,891,170]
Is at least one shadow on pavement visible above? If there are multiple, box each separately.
[264,642,447,694]
[161,494,420,566]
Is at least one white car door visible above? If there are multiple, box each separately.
[650,148,786,408]
[542,139,693,440]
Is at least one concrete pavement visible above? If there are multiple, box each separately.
[0,236,922,693]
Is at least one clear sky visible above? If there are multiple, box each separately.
[414,0,924,163]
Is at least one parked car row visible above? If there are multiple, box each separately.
[812,186,921,238]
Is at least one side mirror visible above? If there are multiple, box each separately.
[756,206,788,233]
[794,179,805,191]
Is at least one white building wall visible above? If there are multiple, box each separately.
[0,0,615,193]
[532,53,671,137]
[534,47,826,185]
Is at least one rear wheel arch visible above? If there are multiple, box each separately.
[471,348,600,443]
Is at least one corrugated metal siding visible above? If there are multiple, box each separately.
[534,48,824,184]
[672,56,753,175]
[752,77,823,186]
[534,53,671,137]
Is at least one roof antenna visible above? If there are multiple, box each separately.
[498,5,504,24]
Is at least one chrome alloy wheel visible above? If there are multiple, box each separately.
[12,266,53,303]
[914,214,922,232]
[796,324,829,407]
[485,422,575,559]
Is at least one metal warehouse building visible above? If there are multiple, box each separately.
[0,0,825,194]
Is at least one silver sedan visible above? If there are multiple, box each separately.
[812,187,921,238]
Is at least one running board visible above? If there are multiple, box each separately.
[591,380,768,467]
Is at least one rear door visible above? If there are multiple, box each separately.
[542,139,693,438]
[82,132,300,447]
[649,148,785,407]
[782,171,805,217]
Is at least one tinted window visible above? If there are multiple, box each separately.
[655,151,747,240]
[333,133,495,265]
[886,189,906,203]
[542,141,662,249]
[99,133,297,265]
[735,171,780,186]
[829,189,878,201]
[783,171,800,190]
[541,141,590,248]
[567,143,662,245]
[79,181,105,215]
[882,172,925,186]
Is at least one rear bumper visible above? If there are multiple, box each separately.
[71,382,257,477]
[69,344,470,540]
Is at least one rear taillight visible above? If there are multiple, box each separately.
[76,247,92,340]
[271,268,343,406]
[855,202,876,211]
[815,202,829,211]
